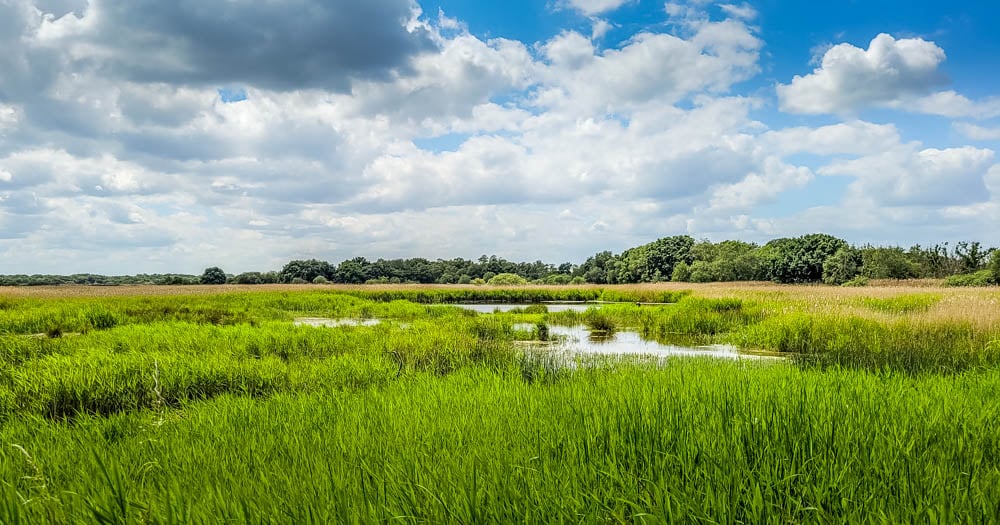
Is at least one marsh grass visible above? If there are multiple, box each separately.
[1,363,999,523]
[1,285,999,522]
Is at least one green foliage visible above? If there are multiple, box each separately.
[762,234,848,283]
[859,246,919,279]
[822,247,860,285]
[989,250,1000,284]
[671,261,691,282]
[199,267,227,285]
[613,235,694,283]
[576,250,616,284]
[231,271,280,284]
[944,270,995,287]
[281,259,334,284]
[842,275,869,287]
[487,273,529,286]
[954,241,988,273]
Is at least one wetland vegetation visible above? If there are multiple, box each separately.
[1,284,999,522]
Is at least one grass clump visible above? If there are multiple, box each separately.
[582,310,617,333]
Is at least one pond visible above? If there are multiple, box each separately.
[447,303,605,313]
[520,324,782,362]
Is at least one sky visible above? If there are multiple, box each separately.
[1,0,999,274]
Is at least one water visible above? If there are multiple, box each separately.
[447,303,604,313]
[519,324,781,361]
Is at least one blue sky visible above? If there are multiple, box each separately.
[1,0,999,273]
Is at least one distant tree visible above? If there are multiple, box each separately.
[232,272,261,284]
[200,267,227,285]
[577,251,616,284]
[988,250,1000,285]
[906,244,954,278]
[762,234,848,283]
[954,242,988,273]
[281,259,334,283]
[335,258,370,284]
[859,247,917,280]
[688,261,715,283]
[823,248,861,285]
[614,235,694,283]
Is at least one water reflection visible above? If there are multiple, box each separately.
[448,303,603,313]
[520,324,780,361]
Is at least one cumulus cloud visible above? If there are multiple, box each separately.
[763,121,901,156]
[777,33,947,114]
[0,1,998,273]
[536,20,761,113]
[777,33,1000,119]
[30,0,435,92]
[819,146,995,207]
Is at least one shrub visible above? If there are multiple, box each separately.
[989,250,1000,284]
[312,275,329,284]
[671,262,691,282]
[944,270,994,287]
[487,273,528,286]
[842,276,869,287]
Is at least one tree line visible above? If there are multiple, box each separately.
[2,234,999,287]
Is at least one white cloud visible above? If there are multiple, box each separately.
[0,105,19,130]
[777,33,947,115]
[777,33,1000,119]
[763,121,901,156]
[537,21,761,113]
[955,123,1000,141]
[590,18,614,40]
[899,91,1000,119]
[819,146,995,207]
[1,2,999,273]
[719,3,757,20]
[706,157,813,212]
[561,0,633,16]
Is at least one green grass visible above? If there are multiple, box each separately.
[2,363,999,523]
[854,293,941,314]
[1,287,999,522]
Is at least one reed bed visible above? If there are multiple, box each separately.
[0,285,998,522]
[2,363,999,523]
